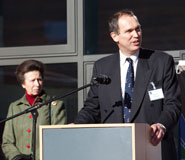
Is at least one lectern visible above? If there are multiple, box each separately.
[40,123,161,160]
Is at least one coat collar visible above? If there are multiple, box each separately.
[15,90,49,106]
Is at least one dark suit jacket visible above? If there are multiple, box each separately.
[75,48,181,160]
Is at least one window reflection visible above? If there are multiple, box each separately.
[0,63,77,124]
[84,0,185,54]
[1,0,67,47]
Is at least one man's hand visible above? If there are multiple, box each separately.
[150,123,166,146]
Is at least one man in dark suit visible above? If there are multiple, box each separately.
[75,9,181,160]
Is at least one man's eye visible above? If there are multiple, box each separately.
[136,27,141,32]
[127,30,132,33]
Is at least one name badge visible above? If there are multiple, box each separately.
[148,82,164,101]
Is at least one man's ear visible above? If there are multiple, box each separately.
[110,32,119,43]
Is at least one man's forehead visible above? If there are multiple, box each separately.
[118,15,138,23]
[119,16,139,27]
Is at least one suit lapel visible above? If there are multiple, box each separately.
[130,50,153,122]
[106,54,123,117]
[108,54,122,105]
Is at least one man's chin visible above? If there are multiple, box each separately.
[132,46,140,52]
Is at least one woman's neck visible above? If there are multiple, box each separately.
[26,91,37,105]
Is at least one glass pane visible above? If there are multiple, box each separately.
[84,0,185,54]
[0,0,67,47]
[0,63,77,124]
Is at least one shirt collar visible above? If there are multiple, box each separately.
[120,50,139,65]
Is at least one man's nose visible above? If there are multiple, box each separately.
[132,30,139,37]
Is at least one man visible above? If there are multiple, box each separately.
[75,9,181,160]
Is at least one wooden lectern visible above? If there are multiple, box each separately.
[40,123,161,160]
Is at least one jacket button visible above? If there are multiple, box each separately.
[37,98,41,102]
[26,145,30,148]
[27,129,31,133]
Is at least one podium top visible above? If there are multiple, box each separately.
[40,123,148,129]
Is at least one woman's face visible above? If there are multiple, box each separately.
[22,71,43,96]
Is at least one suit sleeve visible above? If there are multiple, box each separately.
[1,103,22,160]
[157,55,181,131]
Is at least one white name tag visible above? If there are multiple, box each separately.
[148,88,164,101]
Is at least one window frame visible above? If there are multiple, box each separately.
[0,0,76,59]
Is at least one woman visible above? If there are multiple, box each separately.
[2,60,66,160]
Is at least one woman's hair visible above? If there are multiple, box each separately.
[16,59,45,84]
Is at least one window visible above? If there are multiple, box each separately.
[2,0,67,47]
